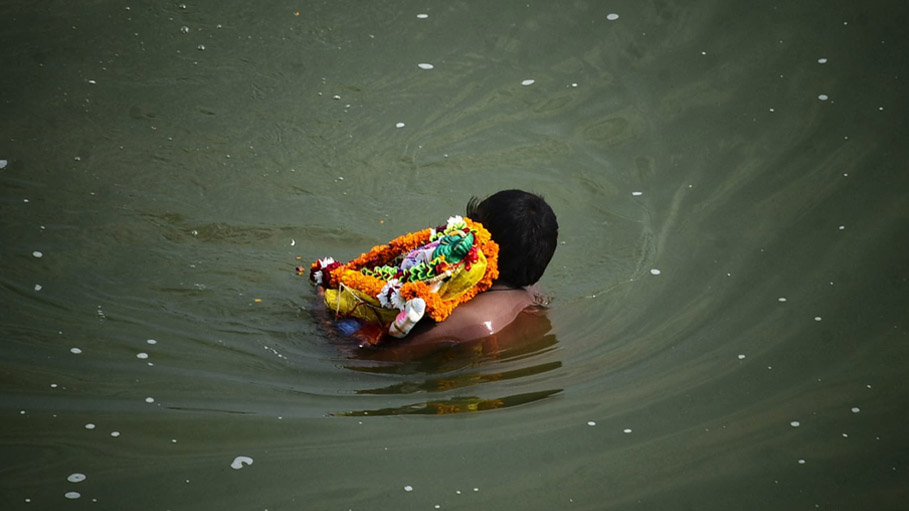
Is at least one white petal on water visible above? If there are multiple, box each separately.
[587,421,596,426]
[631,191,643,196]
[623,428,632,434]
[817,57,828,64]
[230,456,254,470]
[737,354,746,360]
[416,13,428,19]
[851,407,861,413]
[417,63,434,70]
[32,251,43,258]
[111,431,120,437]
[71,347,82,354]
[136,352,149,359]
[147,339,157,345]
[404,485,414,492]
[67,473,87,483]
[606,13,620,21]
[818,94,829,101]
[814,316,822,322]
[790,421,800,427]
[0,160,7,169]
[395,122,405,128]
[521,79,535,86]
[64,492,81,500]
[778,297,787,302]
[34,284,42,292]
[145,397,155,403]
[84,423,95,430]
[798,458,806,464]
[650,268,661,276]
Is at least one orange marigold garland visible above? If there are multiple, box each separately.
[307,216,499,342]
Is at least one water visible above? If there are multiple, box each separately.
[2,0,907,509]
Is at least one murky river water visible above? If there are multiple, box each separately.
[2,1,907,509]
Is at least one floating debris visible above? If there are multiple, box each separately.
[521,79,535,86]
[416,13,429,19]
[851,407,861,413]
[396,122,405,128]
[818,94,829,101]
[32,251,43,258]
[738,354,746,360]
[0,160,7,169]
[623,428,632,434]
[145,397,155,403]
[632,191,643,196]
[64,492,81,500]
[136,352,148,359]
[67,473,87,483]
[230,456,254,470]
[817,57,828,64]
[71,348,83,355]
[587,421,596,426]
[650,268,661,276]
[606,13,620,21]
[790,421,800,427]
[417,63,434,70]
[404,485,414,492]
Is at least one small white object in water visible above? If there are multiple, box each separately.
[147,339,157,345]
[798,458,806,465]
[814,316,822,322]
[587,421,596,426]
[145,397,155,403]
[606,13,620,21]
[32,251,43,258]
[290,239,296,246]
[0,160,7,169]
[396,122,405,128]
[65,492,81,500]
[632,191,643,196]
[851,407,861,413]
[85,423,95,430]
[778,297,787,302]
[417,63,434,70]
[137,352,149,359]
[416,13,428,19]
[650,268,661,276]
[180,25,190,34]
[521,79,535,86]
[404,485,414,492]
[738,354,746,360]
[34,284,42,292]
[67,473,87,483]
[111,431,120,437]
[790,421,800,427]
[230,456,254,470]
[197,44,206,51]
[623,428,632,434]
[71,347,82,354]
[838,225,845,230]
[817,57,828,64]
[818,94,829,101]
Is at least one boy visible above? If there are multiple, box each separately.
[403,189,558,345]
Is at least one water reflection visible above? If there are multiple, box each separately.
[332,308,562,415]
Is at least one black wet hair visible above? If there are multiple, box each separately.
[466,189,558,287]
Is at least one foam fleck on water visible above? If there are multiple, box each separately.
[395,122,405,128]
[145,397,155,403]
[818,57,828,64]
[587,421,596,426]
[32,250,43,258]
[606,13,620,21]
[404,485,414,492]
[790,421,800,427]
[632,191,643,196]
[818,94,829,101]
[798,458,806,464]
[778,297,787,302]
[851,407,861,413]
[521,79,535,86]
[137,352,149,359]
[84,423,95,430]
[64,492,81,500]
[67,473,87,483]
[147,339,157,345]
[737,354,746,360]
[650,268,661,276]
[623,428,632,434]
[417,63,434,70]
[71,348,83,355]
[230,456,254,470]
[416,13,428,19]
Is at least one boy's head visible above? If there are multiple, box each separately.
[466,189,558,287]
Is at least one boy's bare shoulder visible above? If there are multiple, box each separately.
[406,286,539,345]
